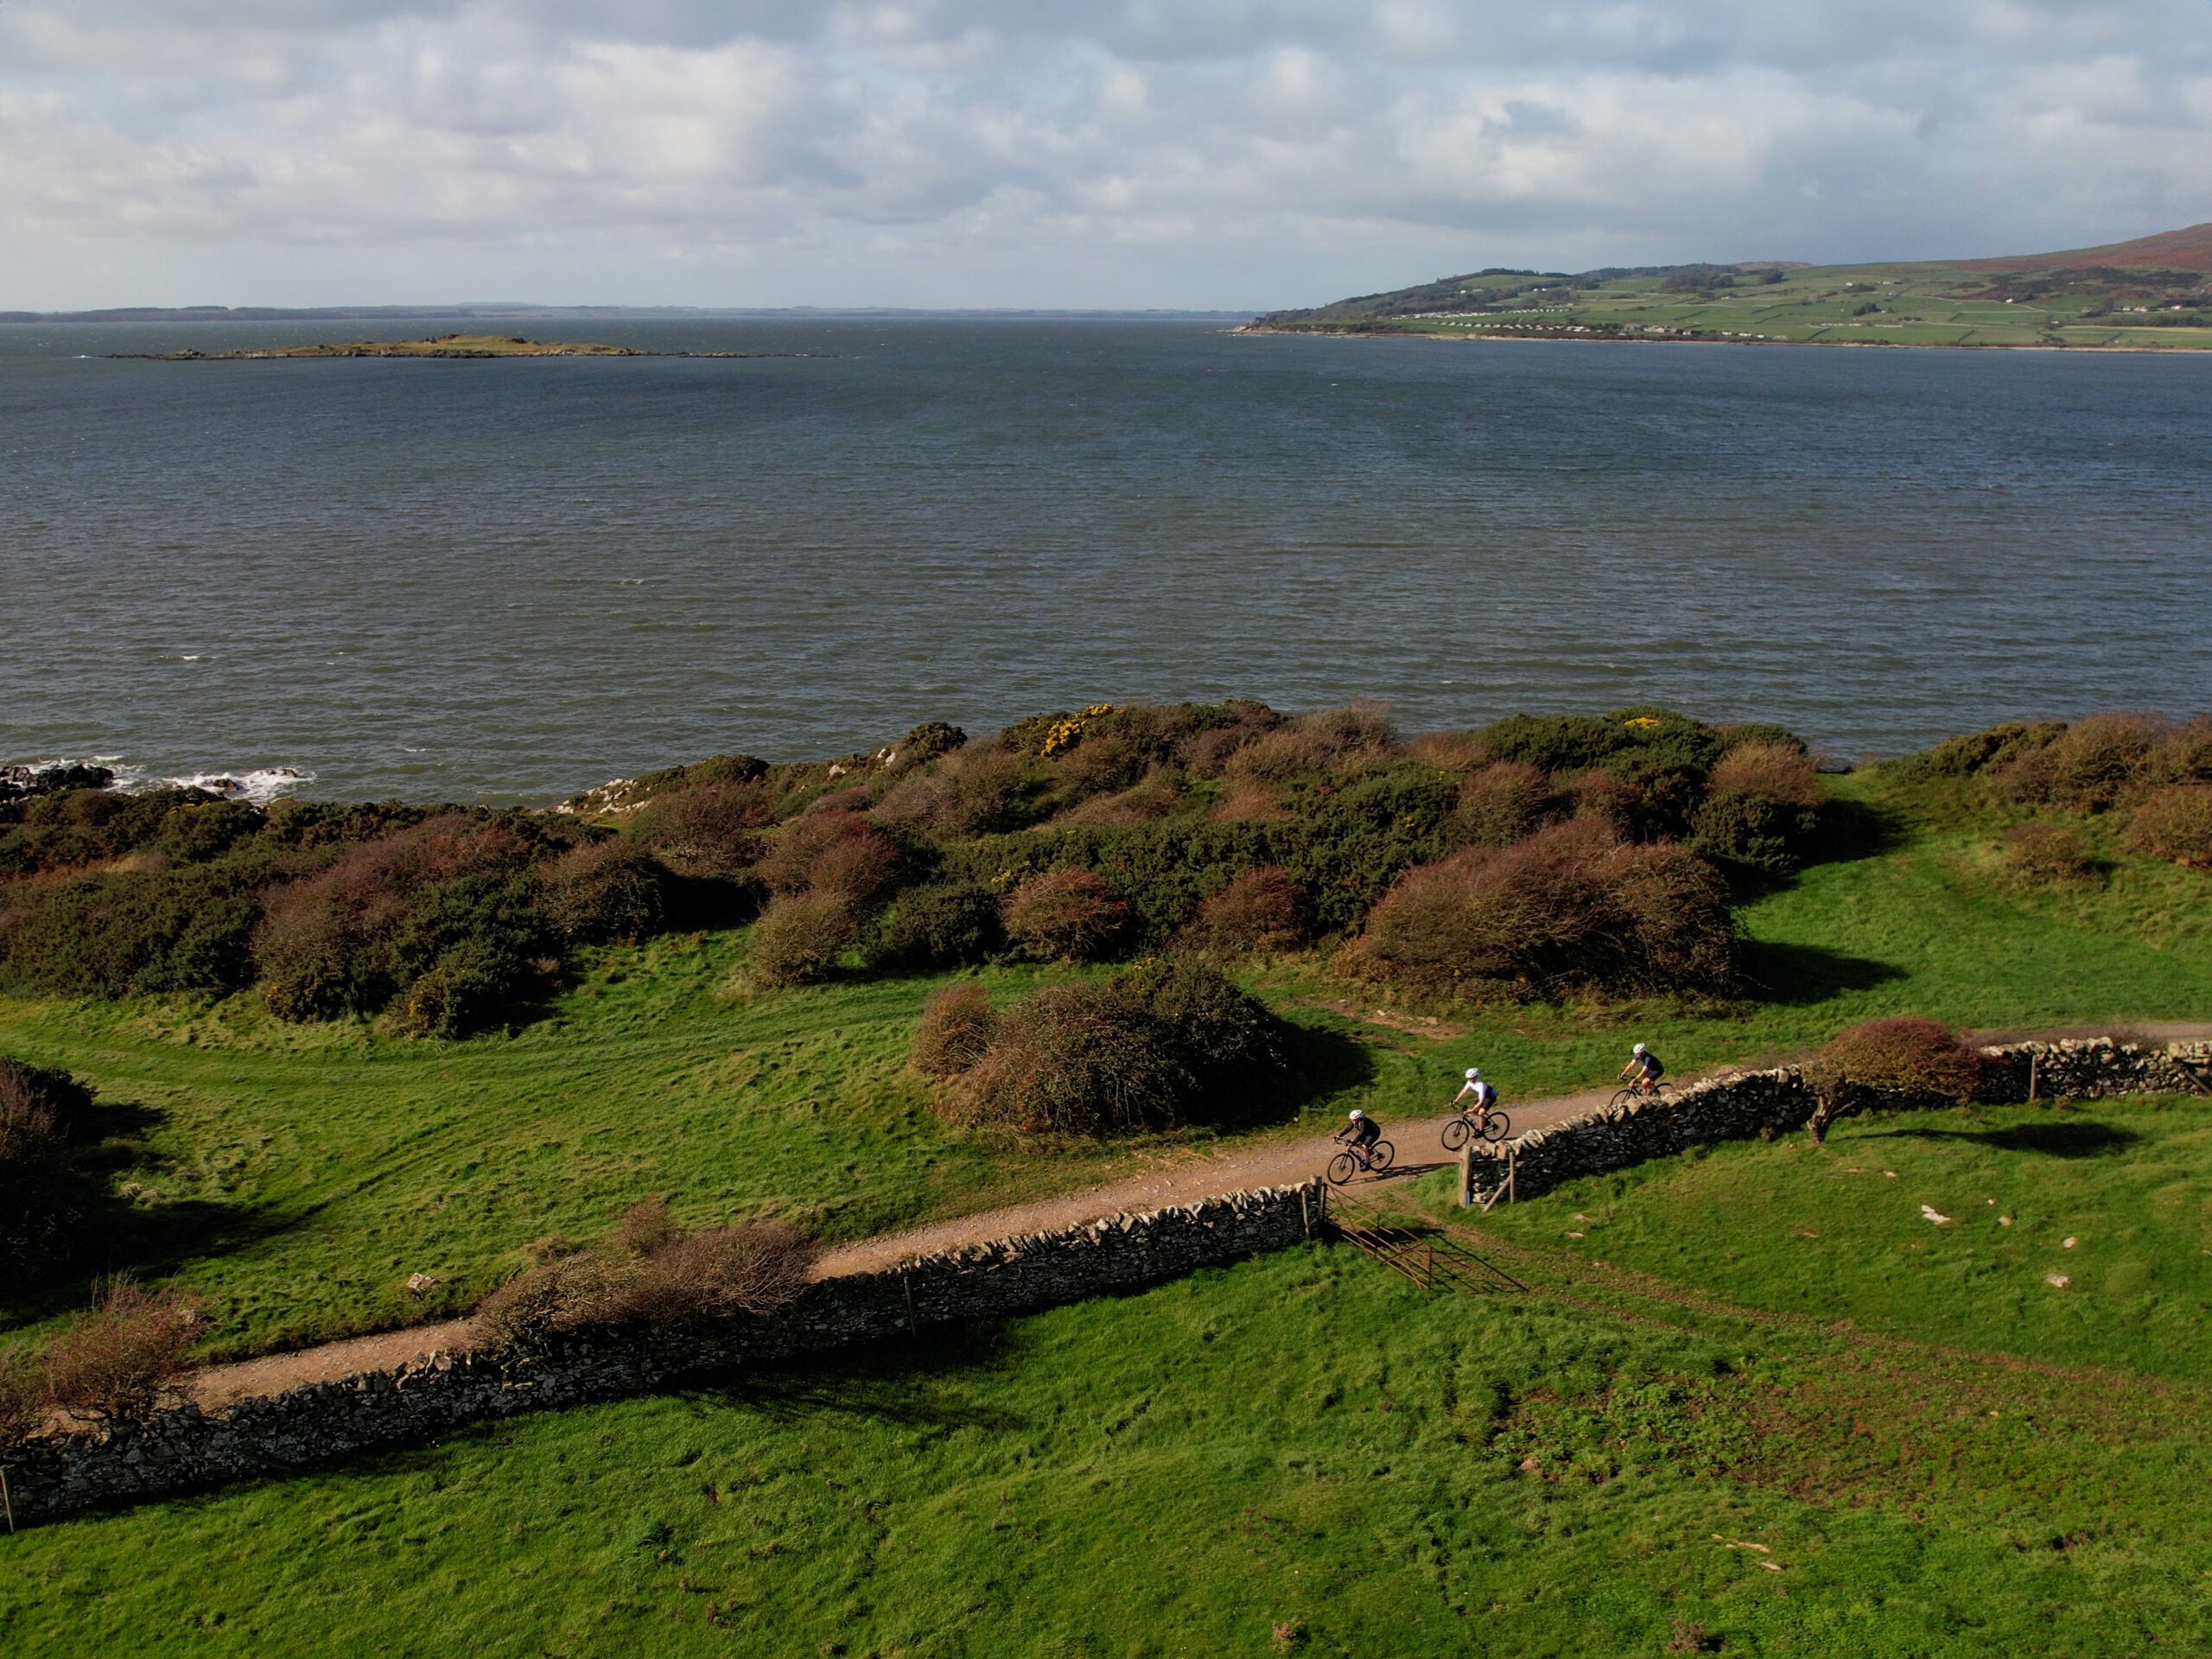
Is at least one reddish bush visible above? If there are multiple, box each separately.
[1456,761,1561,849]
[1053,766,1185,827]
[874,747,1033,839]
[1707,741,1823,807]
[1001,867,1129,962]
[1999,822,2094,885]
[1054,733,1151,801]
[911,982,998,1078]
[637,780,775,875]
[1805,1017,1984,1142]
[41,1280,201,1424]
[748,890,861,987]
[1224,702,1396,785]
[1185,867,1308,956]
[1210,777,1289,822]
[0,1347,41,1446]
[1993,713,2166,811]
[1342,819,1735,1001]
[537,838,670,944]
[756,810,904,902]
[2123,784,2212,869]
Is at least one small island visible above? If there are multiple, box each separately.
[110,333,757,361]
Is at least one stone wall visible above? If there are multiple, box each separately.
[1473,1038,2211,1205]
[3,1182,1321,1531]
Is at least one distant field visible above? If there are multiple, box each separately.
[3,767,2209,1362]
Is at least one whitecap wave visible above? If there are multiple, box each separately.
[8,758,315,805]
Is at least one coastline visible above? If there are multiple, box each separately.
[1224,323,2202,354]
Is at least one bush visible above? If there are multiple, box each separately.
[749,890,861,987]
[875,747,1035,840]
[1456,762,1560,849]
[1053,766,1185,826]
[1053,733,1152,802]
[1805,1017,1984,1143]
[0,1058,98,1271]
[1342,820,1735,1001]
[2122,785,2212,869]
[387,938,536,1039]
[538,838,671,944]
[0,862,265,999]
[1999,822,2094,886]
[865,881,1003,971]
[1184,866,1308,956]
[1224,702,1395,784]
[942,960,1283,1135]
[1002,867,1129,962]
[1690,745,1825,873]
[478,1205,815,1350]
[637,781,774,876]
[1994,714,2166,811]
[756,810,910,904]
[0,1346,41,1447]
[911,982,998,1078]
[893,721,968,768]
[40,1280,201,1424]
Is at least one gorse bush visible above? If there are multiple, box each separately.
[748,890,861,987]
[2123,785,2212,870]
[1002,867,1129,962]
[1999,822,2094,886]
[537,838,671,944]
[636,780,773,876]
[864,881,1003,971]
[1184,865,1308,957]
[478,1199,815,1351]
[1342,819,1736,1001]
[933,959,1285,1136]
[910,982,997,1079]
[1805,1017,1985,1143]
[1456,761,1562,849]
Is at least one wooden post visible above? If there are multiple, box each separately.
[2029,1053,2039,1103]
[1507,1146,1517,1206]
[1426,1244,1436,1292]
[1,1465,13,1535]
[1458,1146,1474,1209]
[900,1269,918,1334]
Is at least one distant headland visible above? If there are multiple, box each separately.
[106,333,758,361]
[1241,221,2212,351]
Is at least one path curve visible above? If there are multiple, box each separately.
[189,1020,2211,1408]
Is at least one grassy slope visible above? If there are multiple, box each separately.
[9,1229,2212,1657]
[1267,261,2212,350]
[3,772,2209,1358]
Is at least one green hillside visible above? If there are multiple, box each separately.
[1248,223,2212,350]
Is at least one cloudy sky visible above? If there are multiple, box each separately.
[3,1,2208,309]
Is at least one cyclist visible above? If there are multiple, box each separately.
[1618,1042,1666,1097]
[1452,1066,1499,1132]
[1336,1109,1382,1162]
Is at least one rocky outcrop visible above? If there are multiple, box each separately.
[0,762,115,809]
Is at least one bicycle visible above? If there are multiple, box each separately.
[1326,1138,1396,1185]
[1608,1081,1672,1112]
[1440,1106,1510,1151]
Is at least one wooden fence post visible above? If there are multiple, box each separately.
[1458,1146,1473,1209]
[2029,1053,2039,1103]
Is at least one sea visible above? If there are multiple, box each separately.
[2,315,2207,804]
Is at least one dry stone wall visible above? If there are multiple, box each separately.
[1474,1038,2211,1205]
[3,1182,1321,1530]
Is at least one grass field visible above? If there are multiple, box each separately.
[10,1130,2212,1656]
[3,770,2209,1361]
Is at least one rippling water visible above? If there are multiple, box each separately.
[2,316,2207,802]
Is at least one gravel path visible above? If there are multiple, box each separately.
[189,1020,2212,1409]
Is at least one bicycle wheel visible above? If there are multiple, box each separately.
[1368,1140,1395,1172]
[1326,1152,1359,1185]
[1479,1110,1510,1143]
[1609,1088,1641,1112]
[1440,1116,1472,1152]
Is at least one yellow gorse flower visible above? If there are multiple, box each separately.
[1624,715,1662,730]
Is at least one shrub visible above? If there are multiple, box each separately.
[1690,747,1825,874]
[748,890,861,987]
[1455,762,1560,849]
[875,747,1035,839]
[637,781,774,876]
[1989,714,2165,810]
[0,862,264,999]
[1184,866,1308,956]
[1053,766,1185,826]
[2123,785,2212,868]
[0,1346,41,1447]
[155,799,265,864]
[1406,730,1491,772]
[1888,721,2063,783]
[40,1280,200,1424]
[0,1058,98,1271]
[1342,820,1735,1001]
[1002,867,1129,962]
[1176,703,1281,776]
[911,982,998,1078]
[478,1209,814,1350]
[538,838,671,944]
[1054,733,1152,802]
[893,721,968,768]
[386,937,536,1039]
[1999,822,2094,886]
[865,881,1003,971]
[943,960,1283,1135]
[1804,1017,1985,1143]
[1224,702,1396,784]
[756,810,910,903]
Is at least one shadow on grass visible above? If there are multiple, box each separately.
[697,1323,1027,1433]
[1881,1120,2140,1159]
[1736,939,1908,1006]
[1194,1019,1376,1133]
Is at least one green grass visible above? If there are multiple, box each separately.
[10,1232,2212,1657]
[3,771,2207,1360]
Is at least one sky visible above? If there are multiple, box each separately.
[2,1,2209,310]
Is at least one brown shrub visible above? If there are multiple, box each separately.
[1993,713,2166,811]
[944,982,1190,1135]
[1054,733,1151,801]
[1,1058,97,1272]
[1406,730,1491,773]
[537,837,670,944]
[637,781,774,875]
[2156,718,2212,784]
[1224,702,1397,785]
[1708,741,1823,808]
[748,890,861,987]
[1173,702,1281,777]
[912,982,998,1078]
[1804,1017,1984,1143]
[479,1214,815,1350]
[0,1346,42,1447]
[1342,820,1735,1001]
[1054,766,1186,827]
[1999,822,2094,886]
[1456,761,1562,849]
[874,747,1033,839]
[1002,868,1129,962]
[756,810,903,902]
[41,1280,201,1424]
[2122,784,2212,869]
[611,1194,681,1255]
[1185,867,1308,957]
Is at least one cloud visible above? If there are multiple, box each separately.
[0,0,2207,306]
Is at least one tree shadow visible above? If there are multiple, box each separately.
[1211,1019,1376,1132]
[688,1319,1028,1433]
[1735,939,1908,1006]
[1802,795,1908,868]
[1880,1120,2139,1159]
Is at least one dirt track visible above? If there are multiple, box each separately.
[189,1020,2210,1408]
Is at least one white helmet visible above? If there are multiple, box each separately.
[1348,1109,1363,1120]
[1465,1068,1480,1081]
[1632,1043,1647,1055]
